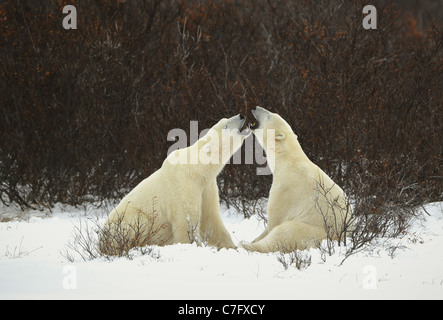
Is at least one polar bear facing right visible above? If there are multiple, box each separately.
[99,114,249,255]
[242,106,352,253]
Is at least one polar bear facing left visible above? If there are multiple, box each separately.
[242,107,352,253]
[99,114,249,255]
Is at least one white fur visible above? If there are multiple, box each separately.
[100,115,249,254]
[243,107,352,253]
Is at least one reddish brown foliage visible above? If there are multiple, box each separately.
[0,0,441,210]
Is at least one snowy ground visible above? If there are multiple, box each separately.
[0,200,442,300]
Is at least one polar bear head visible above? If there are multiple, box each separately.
[248,106,304,173]
[200,113,250,165]
[167,114,249,167]
[249,106,296,152]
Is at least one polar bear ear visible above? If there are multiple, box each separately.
[275,132,286,140]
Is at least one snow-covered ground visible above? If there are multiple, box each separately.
[0,201,442,300]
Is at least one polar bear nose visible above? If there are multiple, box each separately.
[252,106,263,112]
[239,113,245,120]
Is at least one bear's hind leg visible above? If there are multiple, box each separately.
[251,229,268,243]
[169,203,202,245]
[242,221,326,253]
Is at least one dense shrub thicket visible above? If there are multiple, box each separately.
[0,0,442,215]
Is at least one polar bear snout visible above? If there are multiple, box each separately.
[225,114,245,129]
[226,113,250,136]
[237,113,246,130]
[249,106,272,130]
[238,114,251,136]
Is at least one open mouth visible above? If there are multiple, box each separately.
[239,119,251,136]
[248,121,260,130]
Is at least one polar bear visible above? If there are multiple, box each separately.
[99,114,249,255]
[242,106,352,253]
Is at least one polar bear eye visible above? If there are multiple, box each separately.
[223,125,228,129]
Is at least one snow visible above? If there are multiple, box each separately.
[1,201,442,300]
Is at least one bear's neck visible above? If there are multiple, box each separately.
[272,136,310,175]
[191,161,226,182]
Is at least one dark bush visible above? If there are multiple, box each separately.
[0,0,441,215]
